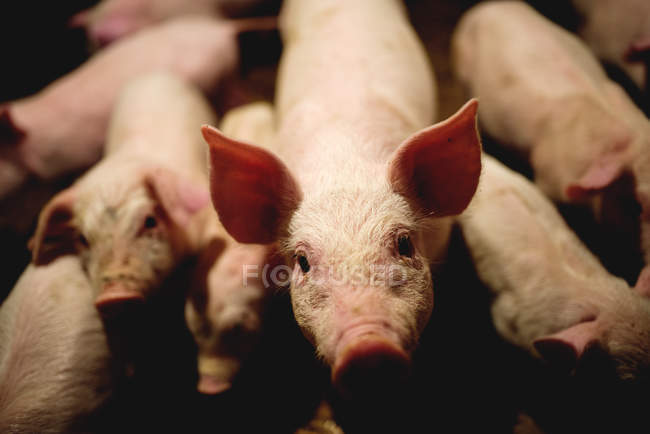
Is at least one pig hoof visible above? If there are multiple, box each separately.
[197,375,232,395]
[94,290,145,317]
[332,337,410,398]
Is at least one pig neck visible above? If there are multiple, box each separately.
[10,93,107,176]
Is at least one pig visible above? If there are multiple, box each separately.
[571,0,650,92]
[0,15,264,204]
[0,255,115,432]
[29,72,214,314]
[69,0,276,48]
[201,0,482,395]
[452,1,650,282]
[459,154,650,380]
[185,101,278,394]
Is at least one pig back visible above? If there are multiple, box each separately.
[0,256,114,432]
[105,72,218,178]
[275,0,436,158]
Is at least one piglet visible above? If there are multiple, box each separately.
[571,0,650,92]
[453,1,650,282]
[69,0,276,48]
[185,101,277,394]
[0,255,114,432]
[29,72,213,315]
[459,154,650,379]
[0,15,265,203]
[202,0,482,396]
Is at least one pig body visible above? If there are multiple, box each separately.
[0,16,241,202]
[30,73,214,313]
[460,154,650,379]
[185,102,277,394]
[70,0,274,48]
[0,255,114,432]
[452,2,650,273]
[202,0,482,394]
[572,0,650,91]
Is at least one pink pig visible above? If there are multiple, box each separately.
[185,102,277,394]
[453,1,650,285]
[69,0,275,48]
[0,255,114,432]
[29,73,213,314]
[572,0,650,92]
[202,0,482,395]
[460,154,650,379]
[0,15,258,202]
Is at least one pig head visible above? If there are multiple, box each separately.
[30,160,209,314]
[202,99,482,393]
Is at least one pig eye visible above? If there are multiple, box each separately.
[295,253,310,273]
[397,234,414,257]
[144,215,157,229]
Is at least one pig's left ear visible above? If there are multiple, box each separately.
[388,99,482,217]
[0,105,26,145]
[533,318,600,372]
[31,188,79,265]
[144,168,211,227]
[634,266,650,298]
[202,125,302,244]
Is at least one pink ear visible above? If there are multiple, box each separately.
[533,318,600,372]
[202,125,302,244]
[625,35,650,62]
[67,8,90,29]
[0,105,26,146]
[388,99,482,216]
[31,188,79,265]
[144,168,211,228]
[566,156,626,201]
[634,266,650,298]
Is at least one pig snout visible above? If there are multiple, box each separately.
[331,317,411,397]
[95,280,146,316]
[197,355,241,395]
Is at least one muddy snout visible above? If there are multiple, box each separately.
[331,322,411,398]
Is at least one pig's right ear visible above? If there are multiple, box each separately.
[388,99,482,216]
[566,156,626,201]
[30,189,79,265]
[533,318,600,373]
[202,125,302,244]
[0,105,26,145]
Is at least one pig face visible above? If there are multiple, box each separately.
[31,164,209,314]
[186,284,264,394]
[533,280,650,381]
[203,99,482,392]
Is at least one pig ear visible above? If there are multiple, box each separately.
[67,8,90,29]
[533,318,600,372]
[566,156,626,201]
[634,266,650,298]
[388,99,482,216]
[0,105,26,145]
[624,35,650,62]
[31,188,79,265]
[144,168,211,228]
[202,125,301,244]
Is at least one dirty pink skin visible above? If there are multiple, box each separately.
[202,0,482,395]
[185,102,277,395]
[453,2,650,286]
[572,0,650,91]
[460,155,650,379]
[0,16,243,201]
[29,73,213,315]
[69,0,272,48]
[0,255,114,432]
